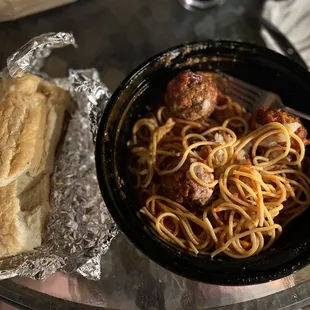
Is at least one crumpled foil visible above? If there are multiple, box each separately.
[6,32,77,77]
[68,68,111,141]
[0,32,118,280]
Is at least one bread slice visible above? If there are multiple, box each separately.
[0,74,70,257]
[0,74,70,186]
[0,174,51,257]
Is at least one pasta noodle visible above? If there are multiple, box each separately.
[128,87,310,259]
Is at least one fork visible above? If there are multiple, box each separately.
[217,73,310,122]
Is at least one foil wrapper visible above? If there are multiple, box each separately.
[6,32,77,77]
[0,32,118,280]
[68,68,111,140]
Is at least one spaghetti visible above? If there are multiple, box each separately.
[128,75,310,259]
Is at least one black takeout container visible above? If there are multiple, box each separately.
[95,41,310,285]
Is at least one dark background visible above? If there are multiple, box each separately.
[0,0,265,91]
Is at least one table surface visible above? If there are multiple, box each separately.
[1,0,310,309]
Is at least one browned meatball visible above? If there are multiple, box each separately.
[165,70,219,121]
[251,107,309,149]
[160,158,214,207]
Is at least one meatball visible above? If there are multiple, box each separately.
[160,158,214,207]
[251,107,309,149]
[165,70,219,121]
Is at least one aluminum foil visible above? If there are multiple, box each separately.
[0,32,118,280]
[6,32,77,77]
[68,68,111,141]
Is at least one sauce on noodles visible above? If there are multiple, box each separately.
[128,71,310,259]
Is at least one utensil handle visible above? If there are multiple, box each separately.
[283,106,310,122]
[261,17,308,69]
[261,18,310,121]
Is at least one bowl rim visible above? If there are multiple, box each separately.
[95,40,310,285]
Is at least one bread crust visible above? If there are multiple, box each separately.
[0,74,70,257]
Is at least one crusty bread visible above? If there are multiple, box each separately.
[0,174,50,257]
[0,74,69,186]
[0,74,70,257]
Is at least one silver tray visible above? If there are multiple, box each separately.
[0,232,310,309]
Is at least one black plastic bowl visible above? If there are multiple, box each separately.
[95,41,310,285]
